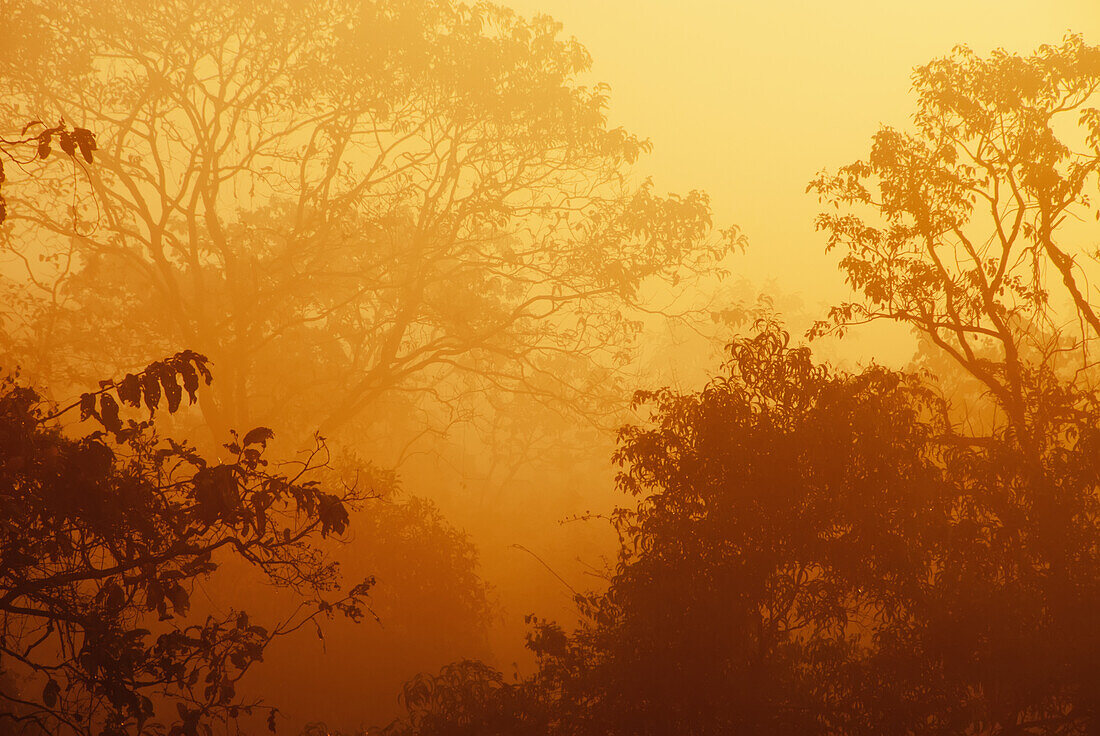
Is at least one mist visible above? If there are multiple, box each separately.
[2,1,1100,734]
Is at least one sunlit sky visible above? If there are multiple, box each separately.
[508,0,1100,313]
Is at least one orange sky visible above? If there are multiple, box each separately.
[506,0,1100,320]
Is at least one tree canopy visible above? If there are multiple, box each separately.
[0,0,734,452]
[809,34,1100,439]
[371,38,1100,736]
[8,7,1100,736]
[373,320,1100,735]
[0,355,371,735]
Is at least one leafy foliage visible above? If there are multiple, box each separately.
[0,121,96,226]
[67,350,212,438]
[0,357,371,735]
[380,316,1100,735]
[371,39,1100,735]
[809,35,1100,437]
[371,38,1100,734]
[382,660,550,736]
[512,325,951,735]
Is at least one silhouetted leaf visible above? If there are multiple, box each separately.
[99,394,121,434]
[117,373,141,407]
[43,679,59,708]
[58,130,76,157]
[242,427,274,447]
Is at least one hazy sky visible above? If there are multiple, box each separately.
[506,0,1100,308]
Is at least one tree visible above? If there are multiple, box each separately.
[379,659,550,736]
[379,321,1100,736]
[515,325,952,735]
[809,34,1100,441]
[0,0,734,451]
[241,485,497,732]
[371,37,1100,736]
[1,4,729,721]
[0,353,371,735]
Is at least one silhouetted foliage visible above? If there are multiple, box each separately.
[6,8,1100,736]
[519,325,951,735]
[809,34,1100,441]
[303,659,548,736]
[375,38,1100,736]
[382,315,1100,735]
[382,660,549,736]
[0,121,95,226]
[0,355,371,735]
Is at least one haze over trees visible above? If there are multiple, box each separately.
[0,0,742,725]
[2,1,1100,735]
[366,34,1100,736]
[1,3,742,724]
[0,0,732,447]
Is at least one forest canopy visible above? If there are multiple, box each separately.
[370,33,1100,736]
[2,2,1100,736]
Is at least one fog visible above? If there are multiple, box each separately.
[2,2,1100,735]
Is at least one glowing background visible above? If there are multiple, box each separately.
[511,0,1100,321]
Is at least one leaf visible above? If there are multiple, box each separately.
[42,678,59,709]
[117,373,141,407]
[183,352,213,385]
[193,465,240,523]
[79,392,97,421]
[138,695,154,728]
[178,362,199,401]
[145,580,164,612]
[99,394,121,434]
[267,710,277,733]
[58,131,76,157]
[141,370,161,411]
[167,583,189,616]
[318,494,349,538]
[242,427,274,447]
[103,580,125,610]
[73,127,96,163]
[160,370,183,412]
